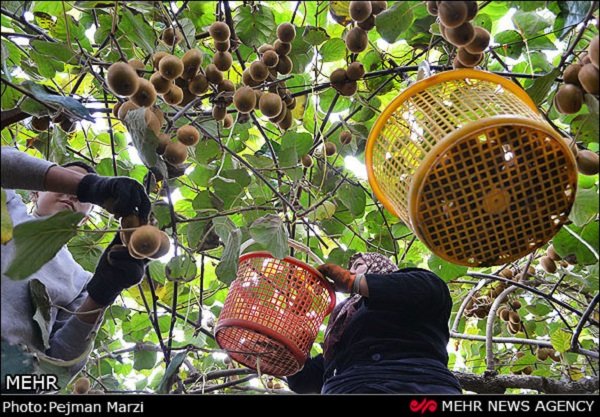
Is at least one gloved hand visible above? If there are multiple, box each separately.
[76,174,151,221]
[86,233,148,306]
[317,263,355,293]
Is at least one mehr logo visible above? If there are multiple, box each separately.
[410,398,438,415]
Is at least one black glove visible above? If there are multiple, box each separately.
[77,174,151,221]
[86,233,148,306]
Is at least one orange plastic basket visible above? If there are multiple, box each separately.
[366,69,578,267]
[215,239,335,377]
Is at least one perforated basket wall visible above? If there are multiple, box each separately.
[366,69,578,267]
[215,252,335,377]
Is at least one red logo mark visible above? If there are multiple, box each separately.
[410,398,438,415]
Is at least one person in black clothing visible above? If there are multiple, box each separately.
[286,253,462,394]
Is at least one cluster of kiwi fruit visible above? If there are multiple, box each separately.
[496,299,524,335]
[345,1,388,53]
[535,347,561,363]
[426,1,489,69]
[72,377,104,395]
[555,35,599,115]
[329,61,366,97]
[497,264,536,283]
[30,114,76,133]
[539,244,562,274]
[120,215,170,260]
[232,22,297,130]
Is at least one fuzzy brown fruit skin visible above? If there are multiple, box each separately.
[130,79,157,107]
[340,131,353,145]
[276,55,293,75]
[162,27,182,46]
[149,232,171,259]
[189,74,209,95]
[249,61,269,82]
[345,27,368,53]
[274,40,292,56]
[117,100,139,120]
[278,108,293,130]
[438,1,468,28]
[546,245,561,261]
[233,86,256,114]
[356,14,375,31]
[324,142,337,156]
[346,62,365,81]
[205,64,224,84]
[349,1,372,23]
[163,141,188,165]
[112,102,122,119]
[213,51,233,72]
[589,36,599,69]
[129,225,162,258]
[156,133,171,155]
[215,39,231,52]
[508,311,521,324]
[563,63,583,86]
[120,214,142,246]
[465,1,478,20]
[159,55,184,80]
[217,79,235,93]
[223,113,233,129]
[457,47,483,67]
[554,83,584,114]
[261,50,279,68]
[577,63,599,95]
[277,22,296,43]
[464,27,490,54]
[212,105,227,121]
[426,1,438,15]
[106,62,140,97]
[31,116,50,131]
[150,72,173,95]
[259,93,283,118]
[181,49,203,80]
[576,150,600,175]
[301,154,313,168]
[128,59,145,75]
[177,125,200,146]
[446,22,476,47]
[73,377,91,395]
[540,256,557,273]
[152,52,168,69]
[209,22,230,42]
[371,1,388,15]
[242,68,260,87]
[338,80,358,96]
[163,85,184,105]
[330,68,348,86]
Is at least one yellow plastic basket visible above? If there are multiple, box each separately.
[366,69,578,267]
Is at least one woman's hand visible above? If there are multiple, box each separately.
[317,263,355,293]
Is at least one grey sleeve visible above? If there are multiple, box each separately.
[1,146,56,191]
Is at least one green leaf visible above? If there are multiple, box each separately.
[1,188,13,244]
[67,234,104,272]
[30,40,76,64]
[30,279,52,350]
[33,1,72,16]
[157,351,187,394]
[249,214,288,259]
[494,30,524,59]
[5,211,84,280]
[512,11,551,37]
[553,1,593,39]
[234,5,276,48]
[21,81,94,122]
[337,183,366,217]
[212,177,243,209]
[375,1,415,43]
[552,224,598,266]
[216,228,242,285]
[302,26,329,46]
[320,38,347,63]
[526,68,560,105]
[166,254,197,282]
[329,1,352,26]
[571,113,599,146]
[288,27,314,73]
[133,349,157,371]
[569,187,599,227]
[124,108,167,176]
[120,9,156,55]
[428,254,469,282]
[550,328,571,353]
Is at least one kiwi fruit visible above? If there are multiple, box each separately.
[340,131,353,145]
[255,89,264,103]
[130,79,157,107]
[278,108,293,130]
[73,377,91,395]
[258,44,274,53]
[250,60,269,82]
[554,83,583,114]
[324,142,337,156]
[536,348,549,361]
[163,85,184,105]
[277,22,296,43]
[345,27,368,53]
[223,113,234,129]
[577,63,599,95]
[242,68,260,87]
[150,72,173,95]
[496,306,507,318]
[156,133,171,155]
[209,22,230,42]
[163,141,188,165]
[357,15,376,31]
[149,231,171,259]
[500,309,510,322]
[117,100,139,120]
[452,56,468,69]
[563,63,582,86]
[258,93,283,118]
[465,1,478,21]
[446,22,475,47]
[129,225,162,257]
[301,154,313,168]
[31,116,50,131]
[106,62,140,97]
[438,1,468,28]
[269,104,287,124]
[276,55,293,75]
[338,80,358,96]
[346,62,365,81]
[128,58,145,75]
[540,256,557,273]
[576,149,599,175]
[144,109,161,135]
[274,39,293,56]
[564,254,578,265]
[212,105,227,121]
[287,97,297,110]
[261,50,279,68]
[233,86,256,113]
[546,245,561,261]
[119,214,141,246]
[176,125,200,146]
[205,64,224,84]
[499,268,513,279]
[213,51,233,71]
[189,74,209,95]
[426,1,438,15]
[464,27,490,53]
[457,47,483,67]
[349,1,372,23]
[152,52,169,69]
[162,27,182,46]
[159,55,184,80]
[589,36,599,69]
[181,49,203,80]
[371,1,388,15]
[112,102,122,119]
[330,68,348,87]
[508,311,521,324]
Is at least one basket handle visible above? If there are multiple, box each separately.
[240,238,324,265]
